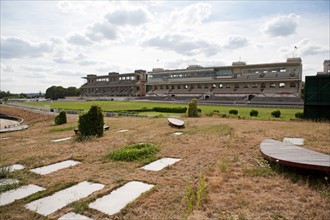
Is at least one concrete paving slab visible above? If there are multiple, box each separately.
[51,137,72,143]
[26,181,104,216]
[0,178,19,187]
[3,164,25,172]
[173,132,183,136]
[58,212,93,220]
[89,181,154,216]
[0,184,45,206]
[117,129,129,133]
[30,160,81,175]
[283,138,304,146]
[142,158,181,171]
[0,137,10,140]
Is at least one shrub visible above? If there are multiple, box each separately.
[271,110,281,118]
[229,109,238,115]
[106,143,159,161]
[187,98,199,117]
[55,111,67,125]
[78,105,104,137]
[295,112,304,119]
[250,109,258,117]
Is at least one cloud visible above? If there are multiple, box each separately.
[261,14,300,37]
[223,36,249,49]
[1,63,14,72]
[67,34,92,46]
[57,1,84,14]
[21,65,53,72]
[167,3,212,28]
[86,21,118,41]
[278,39,329,57]
[105,8,150,26]
[143,34,220,56]
[163,58,226,69]
[55,70,87,77]
[1,37,52,59]
[78,60,97,66]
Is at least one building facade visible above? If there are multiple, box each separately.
[146,58,303,98]
[80,70,147,97]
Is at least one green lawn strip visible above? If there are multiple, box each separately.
[20,100,301,120]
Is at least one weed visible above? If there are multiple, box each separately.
[219,159,229,173]
[0,166,10,179]
[49,125,75,132]
[74,199,90,213]
[244,158,275,177]
[182,171,207,219]
[105,143,160,162]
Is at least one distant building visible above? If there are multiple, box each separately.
[317,60,330,75]
[146,58,303,100]
[80,70,147,97]
[80,58,303,105]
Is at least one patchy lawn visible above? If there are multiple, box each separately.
[0,106,329,220]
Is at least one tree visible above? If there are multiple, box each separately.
[45,86,80,100]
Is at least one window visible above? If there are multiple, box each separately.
[244,84,249,88]
[166,85,169,89]
[190,85,194,89]
[261,83,266,88]
[177,85,181,89]
[235,84,239,88]
[219,84,223,88]
[290,83,296,88]
[252,83,258,88]
[279,83,285,88]
[171,85,175,89]
[226,84,231,88]
[270,83,276,88]
[184,85,188,89]
[212,84,216,88]
[197,84,202,89]
[160,85,163,89]
[204,84,209,89]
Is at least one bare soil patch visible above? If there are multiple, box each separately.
[0,106,329,220]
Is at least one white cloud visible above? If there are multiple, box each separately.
[21,65,53,72]
[56,1,85,14]
[86,21,118,41]
[1,63,14,72]
[143,34,220,56]
[262,14,300,37]
[278,39,329,57]
[223,36,249,49]
[67,34,92,46]
[1,37,52,59]
[105,8,150,26]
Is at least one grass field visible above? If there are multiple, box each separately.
[0,106,329,220]
[19,100,302,120]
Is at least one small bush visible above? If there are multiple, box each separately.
[250,109,258,117]
[187,98,199,117]
[78,105,104,137]
[229,109,238,115]
[106,143,159,161]
[295,112,304,119]
[271,110,281,118]
[0,166,10,179]
[55,111,67,125]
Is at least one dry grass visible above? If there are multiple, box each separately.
[0,106,329,220]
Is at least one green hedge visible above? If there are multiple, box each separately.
[106,143,159,161]
[78,105,104,137]
[250,109,258,117]
[271,110,281,118]
[295,112,304,119]
[153,107,187,113]
[229,109,238,115]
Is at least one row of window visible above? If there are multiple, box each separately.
[92,76,137,83]
[153,82,296,90]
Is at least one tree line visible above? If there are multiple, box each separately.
[45,86,80,100]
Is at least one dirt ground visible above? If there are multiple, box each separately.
[0,105,329,220]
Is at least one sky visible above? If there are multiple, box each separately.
[1,0,329,93]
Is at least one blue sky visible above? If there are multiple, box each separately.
[1,0,329,93]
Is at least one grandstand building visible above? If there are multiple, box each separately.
[146,58,303,104]
[80,70,147,97]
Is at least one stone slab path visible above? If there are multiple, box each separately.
[89,181,154,216]
[142,158,181,171]
[26,181,104,216]
[58,212,93,220]
[30,160,81,175]
[173,132,183,136]
[0,184,45,206]
[51,137,72,143]
[117,129,129,133]
[0,178,19,187]
[283,137,304,146]
[4,164,25,172]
